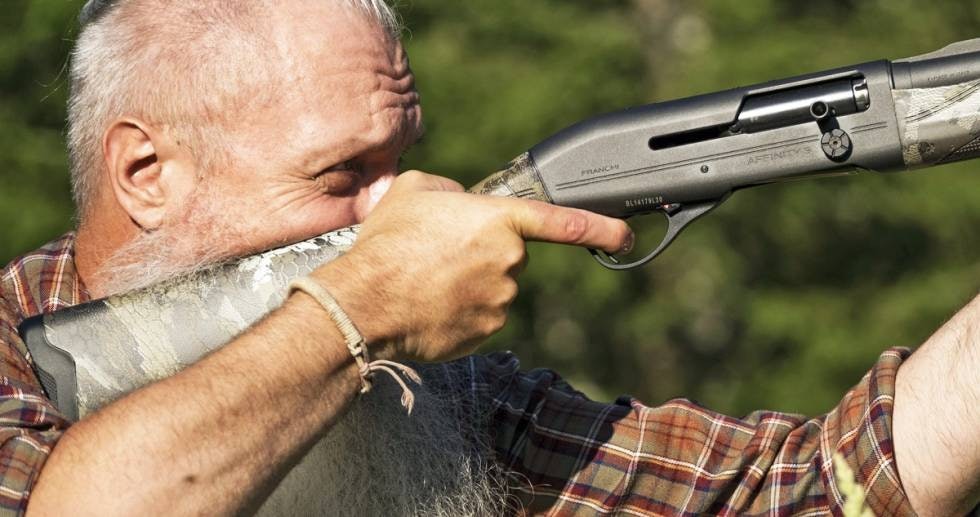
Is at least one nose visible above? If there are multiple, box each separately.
[354,171,396,222]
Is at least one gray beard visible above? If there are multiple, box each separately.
[259,369,515,516]
[92,224,237,298]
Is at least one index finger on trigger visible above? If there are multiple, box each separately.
[506,199,633,255]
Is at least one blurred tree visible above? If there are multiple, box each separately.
[0,2,78,262]
[1,0,978,419]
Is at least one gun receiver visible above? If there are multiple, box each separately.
[473,38,980,268]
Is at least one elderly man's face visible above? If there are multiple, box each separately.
[92,4,423,295]
[198,5,422,256]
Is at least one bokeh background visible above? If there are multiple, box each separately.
[2,1,978,416]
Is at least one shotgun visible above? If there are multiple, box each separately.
[17,38,980,514]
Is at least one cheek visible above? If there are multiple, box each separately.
[201,164,372,254]
[195,188,360,257]
[259,195,361,249]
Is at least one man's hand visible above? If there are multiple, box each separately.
[311,170,633,362]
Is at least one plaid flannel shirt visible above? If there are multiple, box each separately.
[0,233,915,515]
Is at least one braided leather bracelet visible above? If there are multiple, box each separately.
[288,277,421,414]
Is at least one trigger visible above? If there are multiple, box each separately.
[590,200,722,270]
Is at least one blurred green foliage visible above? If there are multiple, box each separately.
[0,2,77,257]
[1,1,978,417]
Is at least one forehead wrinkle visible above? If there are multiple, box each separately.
[361,42,421,148]
[362,67,422,150]
[260,6,412,172]
[307,49,418,159]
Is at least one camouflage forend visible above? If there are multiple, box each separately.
[469,152,553,202]
[893,79,980,167]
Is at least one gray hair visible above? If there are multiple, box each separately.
[67,0,402,218]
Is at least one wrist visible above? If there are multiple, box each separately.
[289,271,422,413]
[278,293,363,373]
[306,255,400,359]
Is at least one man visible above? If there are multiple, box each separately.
[0,0,976,515]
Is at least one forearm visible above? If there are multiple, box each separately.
[894,292,980,516]
[26,293,362,516]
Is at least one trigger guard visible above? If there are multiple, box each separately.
[590,201,720,270]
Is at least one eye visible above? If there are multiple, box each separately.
[316,160,364,177]
[336,160,357,172]
[313,160,361,195]
[319,160,357,174]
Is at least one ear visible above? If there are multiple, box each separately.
[102,118,187,230]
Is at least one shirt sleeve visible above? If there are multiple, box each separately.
[475,349,914,516]
[0,294,70,515]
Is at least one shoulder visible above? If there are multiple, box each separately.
[0,290,39,387]
[1,232,79,318]
[0,233,79,388]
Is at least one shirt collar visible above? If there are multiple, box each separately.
[1,232,89,318]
